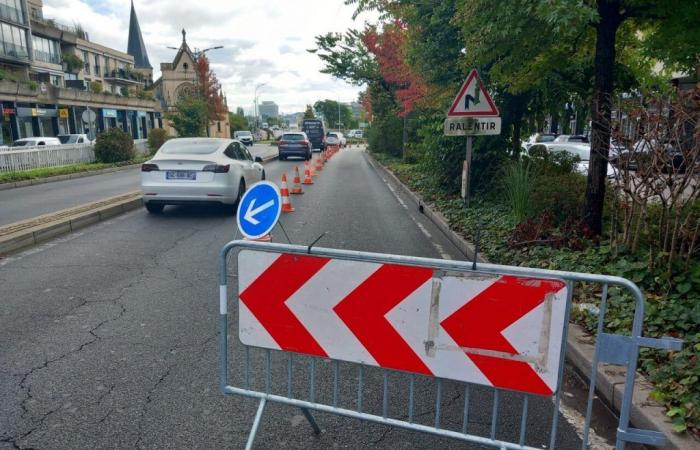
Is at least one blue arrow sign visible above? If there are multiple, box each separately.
[236,181,281,239]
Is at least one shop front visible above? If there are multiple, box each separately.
[1,103,18,145]
[35,106,58,137]
[16,105,37,139]
[102,108,118,130]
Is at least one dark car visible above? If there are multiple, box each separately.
[302,119,326,151]
[278,132,311,160]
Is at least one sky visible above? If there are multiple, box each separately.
[42,0,378,115]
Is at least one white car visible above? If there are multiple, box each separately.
[326,132,347,147]
[141,138,265,214]
[11,137,62,147]
[527,142,616,178]
[347,129,363,139]
[57,134,92,144]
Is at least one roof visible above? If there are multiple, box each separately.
[127,0,152,69]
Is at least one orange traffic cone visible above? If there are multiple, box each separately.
[291,166,303,194]
[309,159,317,177]
[315,155,323,172]
[280,173,295,213]
[302,162,314,185]
[244,234,272,242]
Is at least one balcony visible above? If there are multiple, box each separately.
[33,50,61,65]
[103,69,143,86]
[0,4,25,25]
[0,79,159,110]
[0,42,30,64]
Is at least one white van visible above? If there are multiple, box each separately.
[12,137,62,147]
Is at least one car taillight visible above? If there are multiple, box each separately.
[279,140,288,145]
[203,164,230,173]
[300,140,309,146]
[141,163,159,172]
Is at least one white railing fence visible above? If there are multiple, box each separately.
[0,144,95,172]
[0,139,150,173]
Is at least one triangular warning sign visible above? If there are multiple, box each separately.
[447,69,499,117]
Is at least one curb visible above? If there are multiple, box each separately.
[364,150,695,450]
[0,192,143,256]
[0,163,142,191]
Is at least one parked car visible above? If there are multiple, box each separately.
[302,119,326,151]
[57,134,92,144]
[140,138,265,214]
[553,134,589,143]
[326,131,347,147]
[522,133,557,151]
[527,142,616,178]
[234,130,254,146]
[278,132,312,161]
[11,137,62,147]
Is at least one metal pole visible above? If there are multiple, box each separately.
[462,136,473,207]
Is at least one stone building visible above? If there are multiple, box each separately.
[152,30,229,138]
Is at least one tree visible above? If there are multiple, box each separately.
[168,96,207,137]
[228,110,248,133]
[313,100,356,129]
[303,105,315,119]
[195,54,227,133]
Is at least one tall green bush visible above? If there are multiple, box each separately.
[94,128,134,163]
[501,160,532,223]
[147,128,169,154]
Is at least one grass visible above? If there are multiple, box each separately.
[0,156,149,184]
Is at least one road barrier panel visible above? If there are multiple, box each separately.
[218,241,682,450]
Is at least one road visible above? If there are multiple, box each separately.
[0,148,616,449]
[0,144,279,227]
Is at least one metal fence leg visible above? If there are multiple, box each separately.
[245,398,267,450]
[300,407,321,435]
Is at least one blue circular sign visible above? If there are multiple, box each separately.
[236,181,282,239]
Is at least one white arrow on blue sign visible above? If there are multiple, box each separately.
[236,181,282,239]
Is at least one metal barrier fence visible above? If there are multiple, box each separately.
[219,240,681,450]
[0,139,149,172]
[0,144,94,172]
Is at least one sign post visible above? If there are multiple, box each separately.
[445,69,500,206]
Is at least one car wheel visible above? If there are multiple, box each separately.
[236,180,246,207]
[145,203,164,214]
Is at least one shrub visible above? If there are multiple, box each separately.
[366,114,403,157]
[147,128,168,154]
[501,160,532,223]
[530,171,586,223]
[89,81,102,94]
[94,128,134,163]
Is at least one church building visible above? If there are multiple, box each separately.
[152,30,230,138]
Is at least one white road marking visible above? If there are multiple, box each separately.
[559,396,611,450]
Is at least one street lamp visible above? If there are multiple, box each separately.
[254,82,267,133]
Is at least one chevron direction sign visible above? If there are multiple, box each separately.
[237,250,568,396]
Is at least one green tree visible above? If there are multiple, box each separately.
[266,116,281,127]
[228,110,248,133]
[168,96,207,137]
[303,105,315,119]
[313,99,355,129]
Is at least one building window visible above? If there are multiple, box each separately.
[82,50,90,74]
[217,122,221,132]
[32,35,60,64]
[0,0,26,25]
[0,22,28,60]
[50,74,61,87]
[93,54,100,76]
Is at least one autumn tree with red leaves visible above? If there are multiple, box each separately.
[195,54,227,129]
[361,22,426,117]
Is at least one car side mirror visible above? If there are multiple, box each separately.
[254,156,263,163]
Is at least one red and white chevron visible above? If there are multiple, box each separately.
[237,250,568,396]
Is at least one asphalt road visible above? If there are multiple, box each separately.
[0,144,278,227]
[0,148,616,449]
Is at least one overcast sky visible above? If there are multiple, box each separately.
[42,0,377,115]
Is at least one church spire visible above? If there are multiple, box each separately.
[127,0,152,69]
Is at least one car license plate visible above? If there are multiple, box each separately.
[166,170,196,180]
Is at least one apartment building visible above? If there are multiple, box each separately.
[0,0,161,144]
